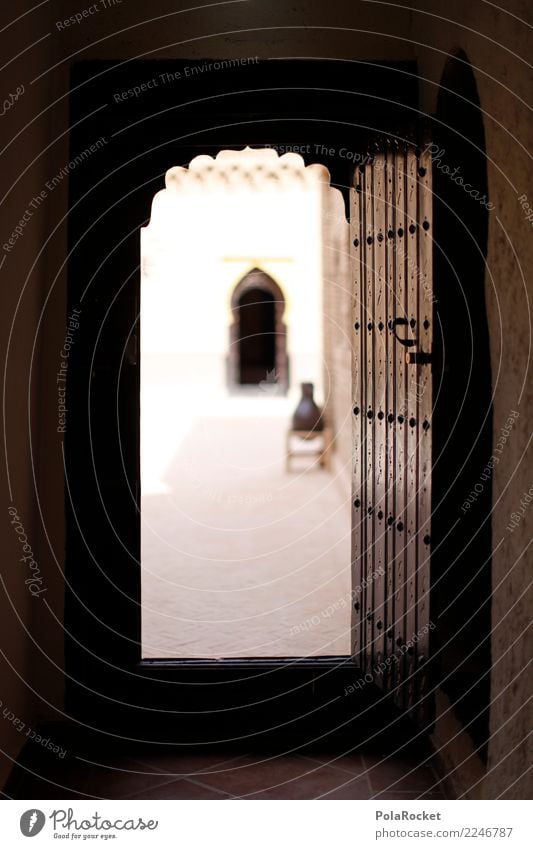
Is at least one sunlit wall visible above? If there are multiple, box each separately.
[140,147,330,494]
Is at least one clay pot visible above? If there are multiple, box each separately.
[292,382,324,432]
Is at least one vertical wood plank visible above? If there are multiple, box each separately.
[373,151,387,685]
[405,144,419,709]
[385,143,397,693]
[350,168,365,661]
[393,145,408,709]
[364,159,375,674]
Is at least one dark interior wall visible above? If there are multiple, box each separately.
[431,49,493,757]
[415,1,532,799]
[1,0,530,799]
[0,1,62,790]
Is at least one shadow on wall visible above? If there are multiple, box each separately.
[431,49,493,756]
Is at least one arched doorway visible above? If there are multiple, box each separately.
[229,269,288,391]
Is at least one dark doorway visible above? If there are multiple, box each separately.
[230,268,288,390]
[237,288,276,384]
[65,56,419,735]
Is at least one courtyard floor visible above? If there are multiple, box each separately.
[141,393,351,658]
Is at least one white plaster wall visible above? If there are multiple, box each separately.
[141,148,325,397]
[321,182,351,497]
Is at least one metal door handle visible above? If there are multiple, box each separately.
[389,317,416,347]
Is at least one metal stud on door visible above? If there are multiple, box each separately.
[350,137,433,722]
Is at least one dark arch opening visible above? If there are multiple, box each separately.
[229,269,288,391]
[432,50,493,756]
[237,287,276,384]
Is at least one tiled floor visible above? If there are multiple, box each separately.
[4,737,447,800]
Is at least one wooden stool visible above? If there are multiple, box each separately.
[286,426,332,472]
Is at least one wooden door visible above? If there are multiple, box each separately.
[350,138,433,720]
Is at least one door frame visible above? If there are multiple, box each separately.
[64,56,420,734]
